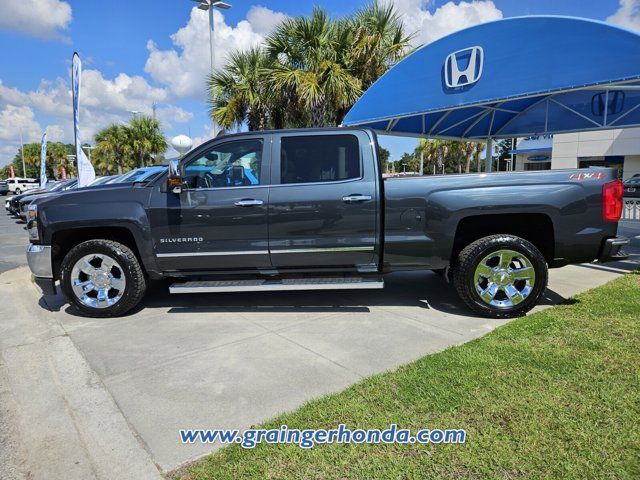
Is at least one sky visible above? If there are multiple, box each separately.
[0,0,639,167]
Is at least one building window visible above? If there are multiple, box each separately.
[524,162,551,171]
[578,156,624,178]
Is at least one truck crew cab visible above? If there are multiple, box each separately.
[26,128,628,318]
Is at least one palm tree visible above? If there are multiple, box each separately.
[348,2,414,91]
[123,116,168,168]
[47,142,73,179]
[266,8,362,128]
[208,47,276,131]
[94,124,132,174]
[206,2,413,129]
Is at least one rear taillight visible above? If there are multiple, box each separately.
[602,179,623,222]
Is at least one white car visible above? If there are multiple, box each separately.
[5,178,39,195]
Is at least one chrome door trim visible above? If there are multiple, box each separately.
[270,246,374,254]
[156,246,374,258]
[156,250,269,258]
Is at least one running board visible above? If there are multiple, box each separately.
[169,276,384,294]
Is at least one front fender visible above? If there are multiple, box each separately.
[38,188,159,275]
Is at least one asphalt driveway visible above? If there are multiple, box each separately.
[0,202,28,274]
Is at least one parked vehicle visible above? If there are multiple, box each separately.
[26,128,628,318]
[8,180,75,216]
[16,176,128,220]
[90,174,121,186]
[110,166,165,184]
[6,177,39,195]
[0,180,8,196]
[623,176,640,198]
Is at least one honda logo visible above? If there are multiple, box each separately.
[444,46,484,88]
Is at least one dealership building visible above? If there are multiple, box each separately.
[513,129,640,180]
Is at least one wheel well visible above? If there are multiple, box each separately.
[452,213,554,263]
[51,227,142,278]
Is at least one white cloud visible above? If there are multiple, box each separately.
[387,0,503,47]
[247,5,289,35]
[0,0,72,40]
[0,144,17,168]
[155,105,194,124]
[607,0,640,31]
[145,5,288,100]
[0,69,192,165]
[0,105,42,142]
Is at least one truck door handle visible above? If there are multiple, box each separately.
[342,194,372,203]
[234,199,264,207]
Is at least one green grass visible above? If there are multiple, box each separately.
[178,272,640,480]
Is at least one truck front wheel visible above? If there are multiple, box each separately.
[452,234,548,318]
[60,239,146,318]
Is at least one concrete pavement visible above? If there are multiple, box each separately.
[1,207,639,476]
[1,254,638,475]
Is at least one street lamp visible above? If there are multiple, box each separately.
[191,0,231,136]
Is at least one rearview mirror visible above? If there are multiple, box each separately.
[168,159,183,194]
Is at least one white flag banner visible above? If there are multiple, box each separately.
[72,52,95,187]
[40,132,47,189]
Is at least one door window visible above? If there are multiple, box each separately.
[184,139,263,189]
[280,135,361,184]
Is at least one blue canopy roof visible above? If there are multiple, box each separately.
[343,16,640,140]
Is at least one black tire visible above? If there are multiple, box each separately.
[14,188,21,195]
[60,239,146,318]
[452,234,548,318]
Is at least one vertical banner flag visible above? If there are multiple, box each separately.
[72,52,95,187]
[40,132,47,188]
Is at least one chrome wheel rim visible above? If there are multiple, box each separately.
[70,254,126,309]
[473,249,536,309]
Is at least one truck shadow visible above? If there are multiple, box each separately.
[143,270,576,318]
[42,269,579,318]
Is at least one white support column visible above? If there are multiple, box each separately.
[485,137,493,172]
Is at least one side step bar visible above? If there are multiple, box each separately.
[169,276,384,294]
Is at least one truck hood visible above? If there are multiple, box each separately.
[32,182,147,209]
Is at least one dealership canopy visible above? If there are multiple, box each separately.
[343,16,640,141]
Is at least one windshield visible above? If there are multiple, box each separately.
[49,180,73,192]
[113,167,165,183]
[44,181,65,191]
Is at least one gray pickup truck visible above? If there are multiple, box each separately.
[26,128,628,318]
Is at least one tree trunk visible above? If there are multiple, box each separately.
[310,104,325,128]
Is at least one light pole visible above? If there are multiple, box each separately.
[20,130,27,178]
[191,0,231,136]
[83,145,96,164]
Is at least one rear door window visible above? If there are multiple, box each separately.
[279,135,361,184]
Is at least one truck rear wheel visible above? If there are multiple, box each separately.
[60,239,146,318]
[452,234,548,318]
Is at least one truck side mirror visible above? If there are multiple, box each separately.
[168,160,183,194]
